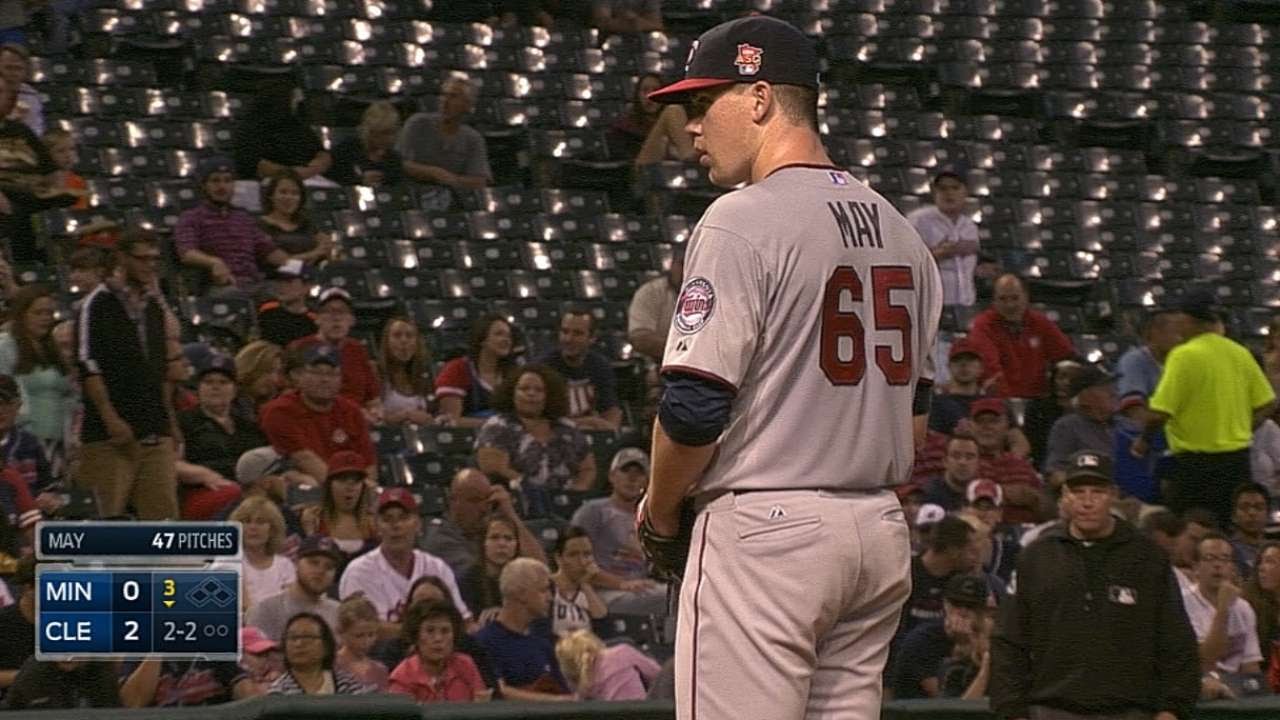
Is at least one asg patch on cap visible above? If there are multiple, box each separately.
[674,277,716,334]
[734,43,763,76]
[649,16,819,104]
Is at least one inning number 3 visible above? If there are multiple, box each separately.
[820,265,914,386]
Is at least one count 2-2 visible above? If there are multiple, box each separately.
[163,621,198,642]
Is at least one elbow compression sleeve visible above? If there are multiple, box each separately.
[657,372,735,447]
[913,379,933,416]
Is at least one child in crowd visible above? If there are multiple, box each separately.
[555,629,660,701]
[335,595,389,691]
[237,627,284,697]
[41,128,86,209]
[66,246,107,294]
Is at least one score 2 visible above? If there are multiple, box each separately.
[112,572,151,654]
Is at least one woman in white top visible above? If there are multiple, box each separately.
[377,317,436,426]
[232,495,296,606]
[550,527,607,638]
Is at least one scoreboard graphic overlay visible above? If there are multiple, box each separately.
[35,522,242,660]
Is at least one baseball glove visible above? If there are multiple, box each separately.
[637,497,698,583]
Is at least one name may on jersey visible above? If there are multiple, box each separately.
[827,200,884,250]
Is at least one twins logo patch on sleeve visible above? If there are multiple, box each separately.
[674,277,716,334]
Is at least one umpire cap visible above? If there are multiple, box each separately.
[1063,451,1115,487]
[647,16,819,104]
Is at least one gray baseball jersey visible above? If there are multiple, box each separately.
[662,165,943,493]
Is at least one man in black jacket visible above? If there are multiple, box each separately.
[990,450,1200,720]
[73,229,182,519]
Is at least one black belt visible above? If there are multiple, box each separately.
[698,486,894,505]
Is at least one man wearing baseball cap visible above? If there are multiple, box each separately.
[646,16,819,106]
[642,14,945,719]
[1043,365,1117,483]
[246,535,343,641]
[176,353,264,520]
[908,165,980,308]
[1116,307,1183,401]
[175,154,289,292]
[572,448,664,614]
[928,339,987,434]
[963,479,1020,584]
[216,446,305,539]
[288,286,381,418]
[889,572,991,700]
[967,398,1043,524]
[339,487,470,639]
[257,258,317,347]
[991,451,1199,720]
[1136,287,1276,528]
[259,342,375,486]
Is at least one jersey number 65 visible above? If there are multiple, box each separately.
[820,265,914,387]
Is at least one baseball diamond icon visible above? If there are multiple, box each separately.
[185,577,235,609]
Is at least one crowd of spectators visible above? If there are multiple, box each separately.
[885,164,1280,711]
[0,1,1277,716]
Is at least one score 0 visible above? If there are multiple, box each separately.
[112,572,152,654]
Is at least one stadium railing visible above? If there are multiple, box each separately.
[8,695,1280,719]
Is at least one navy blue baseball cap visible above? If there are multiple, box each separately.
[197,352,236,381]
[648,16,820,105]
[198,155,234,182]
[933,163,969,185]
[1179,286,1221,323]
[303,343,341,368]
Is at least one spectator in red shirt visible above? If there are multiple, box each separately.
[259,344,375,485]
[969,398,1043,524]
[388,598,489,703]
[967,274,1075,399]
[289,287,381,423]
[435,314,517,429]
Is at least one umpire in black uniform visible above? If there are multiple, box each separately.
[990,451,1200,720]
